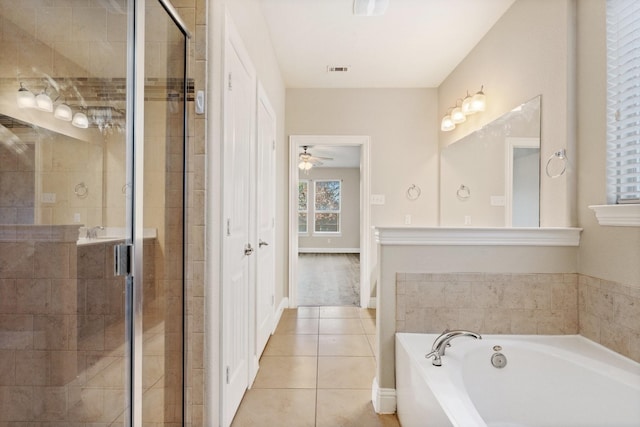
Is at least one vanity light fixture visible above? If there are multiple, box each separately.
[462,91,474,115]
[53,99,73,122]
[35,85,54,112]
[16,82,36,109]
[472,85,486,112]
[441,85,487,131]
[440,109,455,132]
[72,111,89,129]
[451,100,466,124]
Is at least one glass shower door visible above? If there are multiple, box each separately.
[139,1,188,425]
[0,0,131,424]
[0,1,188,425]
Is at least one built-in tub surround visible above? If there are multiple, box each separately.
[397,273,578,335]
[579,275,640,363]
[372,226,581,414]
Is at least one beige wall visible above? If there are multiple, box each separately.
[576,0,640,288]
[286,88,440,286]
[438,0,575,228]
[287,89,439,228]
[298,167,360,251]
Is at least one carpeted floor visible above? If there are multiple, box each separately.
[297,253,360,306]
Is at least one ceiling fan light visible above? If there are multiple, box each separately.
[16,83,36,109]
[299,160,313,170]
[54,103,73,121]
[72,112,89,129]
[353,0,389,16]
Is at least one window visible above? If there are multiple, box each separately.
[606,0,640,204]
[314,180,341,233]
[298,180,308,234]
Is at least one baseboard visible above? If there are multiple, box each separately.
[248,355,260,389]
[371,377,396,414]
[298,247,360,254]
[273,297,289,333]
[368,297,376,309]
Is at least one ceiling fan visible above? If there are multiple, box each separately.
[298,145,333,170]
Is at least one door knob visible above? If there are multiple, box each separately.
[244,243,254,256]
[259,239,269,248]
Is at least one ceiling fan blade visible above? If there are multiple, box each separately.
[310,155,333,161]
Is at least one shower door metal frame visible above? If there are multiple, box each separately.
[125,1,191,425]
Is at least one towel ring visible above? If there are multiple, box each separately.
[406,184,421,200]
[545,149,568,178]
[457,185,471,200]
[74,182,88,199]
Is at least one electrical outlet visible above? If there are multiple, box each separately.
[464,215,472,225]
[73,213,81,223]
[404,214,411,225]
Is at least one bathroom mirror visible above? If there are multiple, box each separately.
[440,95,541,227]
[0,113,106,226]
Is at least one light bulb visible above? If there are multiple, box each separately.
[35,92,53,112]
[441,115,455,132]
[462,93,474,115]
[72,112,89,129]
[54,103,73,121]
[16,83,36,109]
[472,88,486,112]
[451,106,466,124]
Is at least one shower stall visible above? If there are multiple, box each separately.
[0,0,190,425]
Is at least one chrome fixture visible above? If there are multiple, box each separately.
[425,329,482,366]
[86,226,105,239]
[16,82,36,109]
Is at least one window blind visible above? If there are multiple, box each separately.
[607,0,640,204]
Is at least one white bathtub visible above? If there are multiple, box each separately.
[396,333,640,427]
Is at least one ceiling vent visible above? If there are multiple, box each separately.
[327,66,350,73]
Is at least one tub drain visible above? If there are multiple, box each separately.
[491,352,507,368]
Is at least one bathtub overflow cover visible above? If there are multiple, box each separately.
[491,352,507,369]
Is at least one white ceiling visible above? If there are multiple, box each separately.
[260,0,516,88]
[300,145,361,168]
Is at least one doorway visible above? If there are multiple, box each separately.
[288,135,371,309]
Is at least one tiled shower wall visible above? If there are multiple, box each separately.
[396,272,640,363]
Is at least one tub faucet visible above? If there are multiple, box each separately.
[86,226,104,239]
[425,329,482,366]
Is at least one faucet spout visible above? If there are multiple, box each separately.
[425,329,482,366]
[86,226,105,239]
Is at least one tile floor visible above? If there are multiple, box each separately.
[231,306,400,427]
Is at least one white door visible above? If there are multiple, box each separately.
[255,84,276,360]
[221,17,257,427]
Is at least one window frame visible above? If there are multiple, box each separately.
[313,179,342,235]
[606,0,640,205]
[297,179,309,235]
[591,0,640,226]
